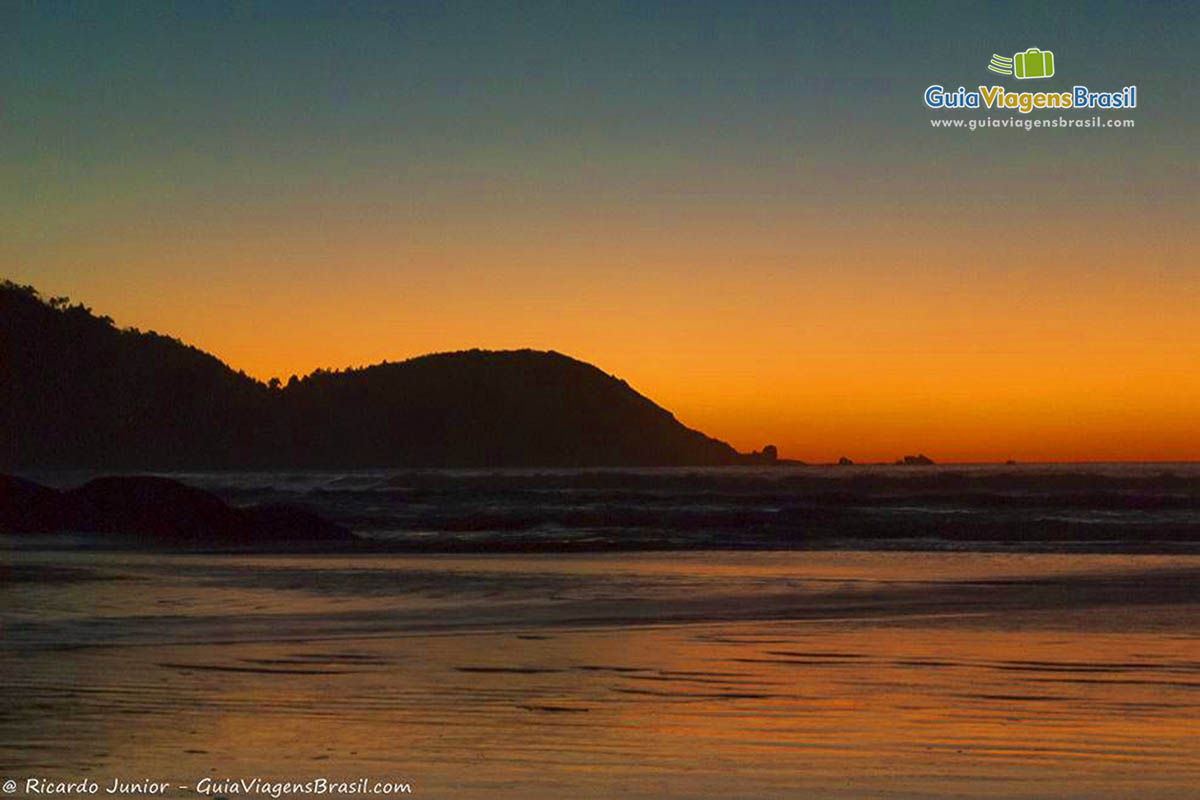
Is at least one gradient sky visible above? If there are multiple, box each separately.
[4,1,1198,462]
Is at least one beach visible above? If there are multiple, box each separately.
[3,548,1199,799]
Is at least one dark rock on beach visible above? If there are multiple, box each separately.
[0,475,354,545]
[239,502,354,543]
[68,476,243,540]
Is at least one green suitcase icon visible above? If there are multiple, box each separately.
[1014,47,1054,79]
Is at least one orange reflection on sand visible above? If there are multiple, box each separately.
[3,552,1199,799]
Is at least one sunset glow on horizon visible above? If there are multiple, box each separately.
[5,1,1198,462]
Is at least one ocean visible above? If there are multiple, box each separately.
[18,462,1200,553]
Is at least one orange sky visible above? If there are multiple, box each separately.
[10,184,1198,463]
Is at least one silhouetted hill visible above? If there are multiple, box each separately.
[277,350,738,467]
[1,281,739,468]
[1,282,273,468]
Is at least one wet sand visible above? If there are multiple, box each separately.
[2,551,1199,798]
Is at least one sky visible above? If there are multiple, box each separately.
[3,0,1198,462]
